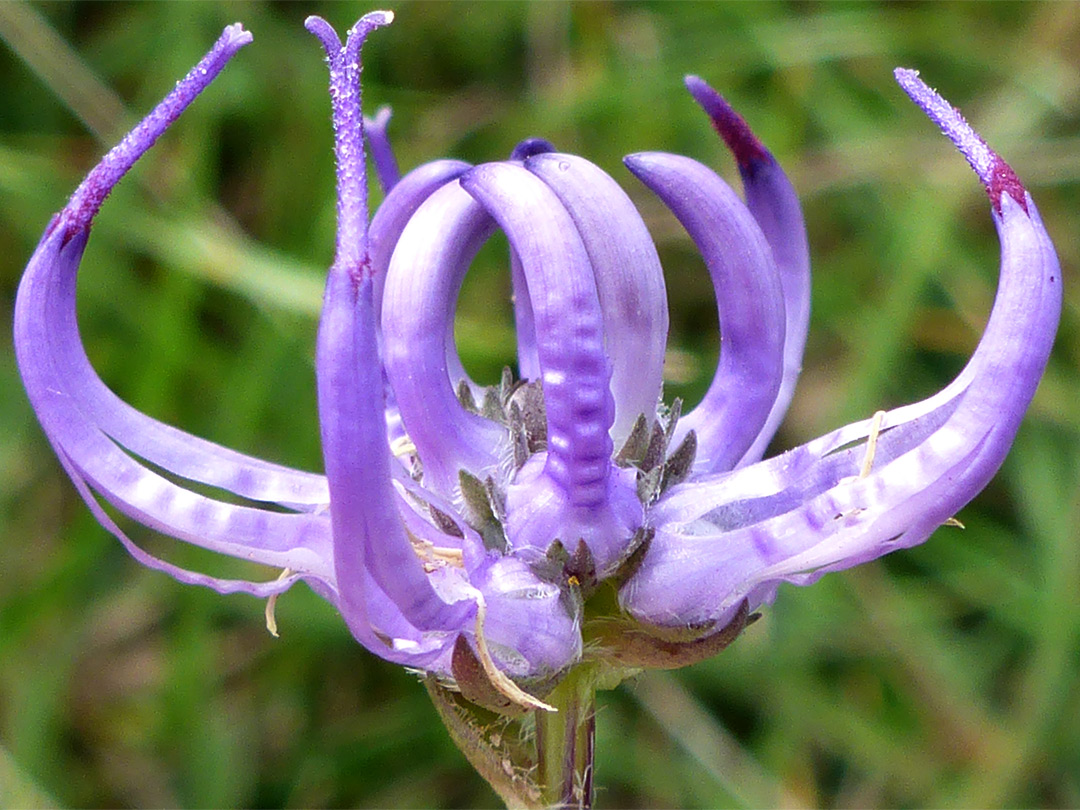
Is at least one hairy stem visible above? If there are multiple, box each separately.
[535,667,597,809]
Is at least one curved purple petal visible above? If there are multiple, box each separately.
[12,23,330,510]
[17,226,336,585]
[381,180,506,495]
[625,151,785,473]
[624,73,1060,630]
[367,158,471,449]
[684,76,813,465]
[526,152,669,444]
[44,219,329,508]
[11,25,340,583]
[461,163,614,500]
[364,105,401,193]
[317,267,472,635]
[652,390,962,530]
[462,162,643,574]
[368,158,472,320]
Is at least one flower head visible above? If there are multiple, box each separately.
[14,12,1060,724]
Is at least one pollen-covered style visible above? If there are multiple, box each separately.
[15,9,1060,737]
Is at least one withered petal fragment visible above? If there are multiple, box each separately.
[509,380,548,452]
[589,601,754,670]
[451,635,531,717]
[636,466,663,506]
[640,422,668,475]
[565,540,599,593]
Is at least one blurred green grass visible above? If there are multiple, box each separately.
[1,2,1078,807]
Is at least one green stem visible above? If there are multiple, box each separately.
[535,667,597,809]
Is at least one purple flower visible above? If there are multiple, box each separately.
[14,11,1060,721]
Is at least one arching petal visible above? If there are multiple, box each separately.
[625,152,785,473]
[45,224,330,510]
[364,105,401,193]
[381,180,506,495]
[527,152,668,444]
[462,162,615,503]
[462,162,642,575]
[507,138,557,382]
[10,25,340,578]
[684,76,812,465]
[17,227,336,584]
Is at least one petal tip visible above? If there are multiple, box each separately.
[368,104,393,126]
[222,23,253,48]
[512,137,557,161]
[304,15,330,34]
[685,75,772,172]
[683,74,706,94]
[621,151,653,178]
[894,66,1027,214]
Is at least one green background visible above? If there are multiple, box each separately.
[1,2,1078,807]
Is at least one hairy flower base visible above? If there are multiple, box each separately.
[14,14,1061,801]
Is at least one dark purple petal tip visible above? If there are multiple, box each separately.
[894,67,1027,214]
[684,74,772,173]
[510,137,557,161]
